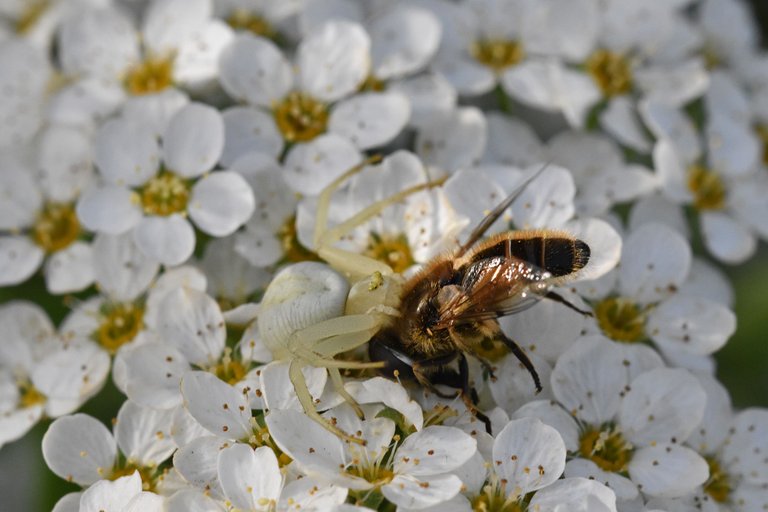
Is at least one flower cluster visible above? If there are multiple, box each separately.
[1,0,767,511]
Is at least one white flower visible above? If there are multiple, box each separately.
[0,127,95,293]
[267,407,477,509]
[218,21,410,193]
[79,471,164,512]
[0,302,109,448]
[42,402,175,491]
[76,102,255,265]
[533,336,710,501]
[576,223,736,363]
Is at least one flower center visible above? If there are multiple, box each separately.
[687,164,726,211]
[15,0,49,34]
[210,348,248,385]
[755,124,768,167]
[472,478,525,512]
[359,74,387,92]
[124,54,175,96]
[703,456,731,503]
[273,92,329,143]
[110,463,157,491]
[226,9,275,38]
[277,215,321,264]
[364,232,415,274]
[95,303,145,354]
[578,425,634,473]
[470,39,525,72]
[139,172,190,216]
[18,380,46,408]
[586,49,633,97]
[595,298,646,343]
[31,203,81,253]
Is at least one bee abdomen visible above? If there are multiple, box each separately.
[473,235,590,277]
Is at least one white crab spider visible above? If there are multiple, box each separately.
[258,156,438,443]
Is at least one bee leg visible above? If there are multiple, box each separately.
[457,354,492,434]
[498,333,542,393]
[544,291,593,317]
[411,352,461,399]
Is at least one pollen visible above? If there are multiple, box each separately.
[756,124,768,167]
[18,380,46,408]
[273,92,329,143]
[578,425,634,473]
[15,0,49,35]
[687,164,727,211]
[586,49,633,97]
[703,455,732,503]
[139,172,190,216]
[595,297,646,343]
[124,54,175,96]
[365,232,415,274]
[94,302,145,354]
[226,9,275,38]
[31,203,81,253]
[470,39,525,72]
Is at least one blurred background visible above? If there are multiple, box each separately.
[1,1,768,510]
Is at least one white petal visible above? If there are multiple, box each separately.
[51,492,81,512]
[345,377,424,431]
[492,418,566,495]
[218,444,282,510]
[489,352,554,415]
[722,408,768,485]
[700,211,756,264]
[122,89,190,139]
[163,103,224,177]
[529,477,617,512]
[181,371,252,440]
[143,265,208,329]
[79,472,143,512]
[260,362,327,412]
[619,368,706,446]
[166,488,227,512]
[42,414,117,486]
[220,106,282,168]
[219,33,291,106]
[92,232,159,302]
[37,125,94,202]
[510,164,575,228]
[382,473,463,510]
[0,403,44,449]
[157,288,226,367]
[279,477,348,510]
[511,400,580,452]
[390,72,457,130]
[647,295,735,355]
[0,157,42,230]
[123,342,190,409]
[297,21,370,102]
[0,236,44,286]
[706,114,760,177]
[133,214,195,266]
[282,135,361,195]
[550,337,628,425]
[640,101,701,163]
[599,96,652,153]
[173,19,235,89]
[115,400,176,467]
[416,106,486,171]
[142,0,210,53]
[34,342,110,417]
[619,223,691,304]
[189,171,254,236]
[564,458,639,501]
[635,59,709,106]
[394,426,476,476]
[76,185,143,235]
[44,242,95,294]
[370,6,440,79]
[483,113,545,168]
[686,374,733,455]
[329,92,410,150]
[628,444,709,498]
[95,118,161,186]
[173,436,228,499]
[628,194,689,237]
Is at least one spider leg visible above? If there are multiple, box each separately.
[289,314,382,358]
[288,360,365,445]
[328,367,365,419]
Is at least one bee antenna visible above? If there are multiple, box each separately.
[456,161,552,256]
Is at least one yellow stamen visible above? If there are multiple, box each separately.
[32,203,81,253]
[578,426,634,473]
[226,9,275,38]
[687,164,726,211]
[95,303,145,354]
[595,297,646,343]
[586,49,633,97]
[703,456,731,503]
[364,232,415,274]
[139,172,190,216]
[15,1,49,35]
[277,215,321,263]
[124,54,175,96]
[470,39,525,72]
[273,92,329,143]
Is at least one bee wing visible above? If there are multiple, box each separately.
[434,256,552,328]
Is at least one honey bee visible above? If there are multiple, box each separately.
[368,168,591,431]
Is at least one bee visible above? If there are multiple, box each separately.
[368,167,592,432]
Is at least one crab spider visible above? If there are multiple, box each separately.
[258,155,439,444]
